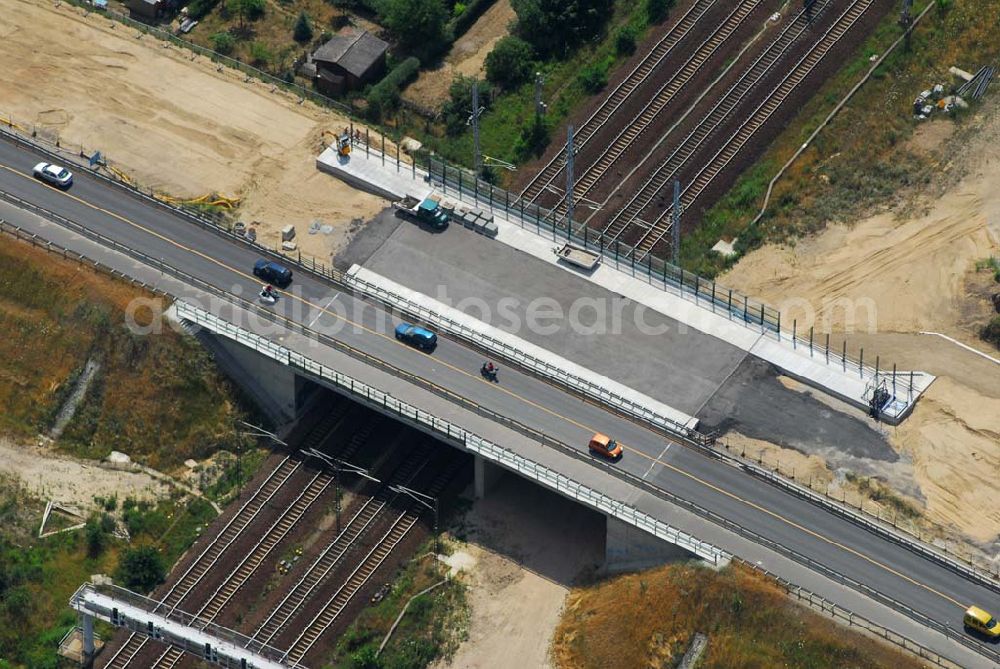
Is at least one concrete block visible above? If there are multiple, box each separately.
[281,225,296,242]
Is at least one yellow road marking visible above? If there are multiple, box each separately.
[5,162,972,613]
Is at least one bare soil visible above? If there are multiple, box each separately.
[403,0,516,110]
[436,474,604,669]
[0,435,168,514]
[0,0,387,262]
[720,95,1000,547]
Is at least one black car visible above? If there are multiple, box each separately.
[253,259,293,287]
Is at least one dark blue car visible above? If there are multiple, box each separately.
[252,259,293,287]
[394,322,438,350]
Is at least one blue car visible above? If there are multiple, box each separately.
[394,322,438,350]
[252,259,293,287]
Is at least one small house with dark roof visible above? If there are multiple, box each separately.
[312,29,389,96]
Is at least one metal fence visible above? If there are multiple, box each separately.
[2,183,997,592]
[7,214,999,667]
[736,561,965,669]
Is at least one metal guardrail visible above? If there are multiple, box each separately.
[175,302,1000,667]
[343,271,703,438]
[3,184,999,597]
[176,301,728,566]
[5,214,998,667]
[736,560,964,669]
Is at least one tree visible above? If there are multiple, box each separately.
[210,31,235,54]
[614,24,638,55]
[441,76,492,135]
[116,546,166,593]
[85,515,110,558]
[293,11,314,43]
[485,36,535,90]
[226,0,265,30]
[511,0,613,56]
[645,0,672,23]
[379,0,448,53]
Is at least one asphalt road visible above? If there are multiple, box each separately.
[2,137,998,660]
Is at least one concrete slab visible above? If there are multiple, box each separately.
[317,148,935,422]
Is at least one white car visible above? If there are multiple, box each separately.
[32,162,73,188]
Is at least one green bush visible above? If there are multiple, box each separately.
[578,56,612,93]
[210,31,235,54]
[983,316,1000,349]
[249,41,273,67]
[366,57,422,121]
[615,24,639,55]
[380,0,448,56]
[187,0,220,19]
[452,1,467,17]
[645,0,672,23]
[447,0,496,39]
[485,36,535,89]
[513,114,550,161]
[441,75,493,134]
[512,0,614,56]
[293,11,314,43]
[115,546,166,593]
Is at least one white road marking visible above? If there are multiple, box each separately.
[641,443,671,480]
[308,292,340,327]
[920,331,999,365]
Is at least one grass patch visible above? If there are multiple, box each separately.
[0,472,223,667]
[844,472,921,520]
[552,563,927,669]
[686,0,1000,276]
[327,540,468,669]
[0,236,245,469]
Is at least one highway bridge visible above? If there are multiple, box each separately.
[1,133,998,668]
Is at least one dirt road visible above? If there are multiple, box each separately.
[0,0,386,261]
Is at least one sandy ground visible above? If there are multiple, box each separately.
[721,99,1000,547]
[0,435,167,514]
[403,0,515,110]
[438,474,604,669]
[0,0,387,261]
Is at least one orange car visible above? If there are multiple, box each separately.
[589,433,623,460]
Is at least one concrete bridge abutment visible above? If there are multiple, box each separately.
[604,516,700,574]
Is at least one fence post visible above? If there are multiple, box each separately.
[842,340,847,372]
[859,348,864,378]
[792,320,796,348]
[459,171,463,198]
[381,134,385,165]
[825,333,830,364]
[809,327,813,356]
[743,296,748,322]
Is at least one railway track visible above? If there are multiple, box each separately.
[633,0,874,259]
[599,0,837,243]
[543,0,764,222]
[519,0,718,203]
[145,413,384,669]
[102,405,353,669]
[282,455,465,665]
[99,454,301,668]
[250,440,435,649]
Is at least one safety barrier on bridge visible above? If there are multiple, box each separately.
[4,201,999,667]
[70,582,300,669]
[175,300,729,567]
[343,265,702,435]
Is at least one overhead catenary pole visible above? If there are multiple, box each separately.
[471,81,482,176]
[671,179,681,265]
[565,124,574,241]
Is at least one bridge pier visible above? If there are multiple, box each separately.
[82,613,95,661]
[197,331,310,425]
[473,455,503,499]
[604,516,699,574]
